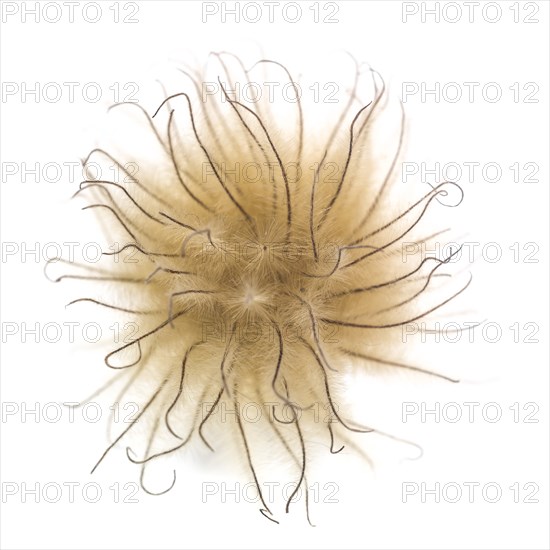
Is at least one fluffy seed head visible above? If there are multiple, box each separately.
[56,52,469,523]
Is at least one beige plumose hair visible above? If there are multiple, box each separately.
[51,52,470,524]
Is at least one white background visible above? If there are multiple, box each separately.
[1,1,549,549]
